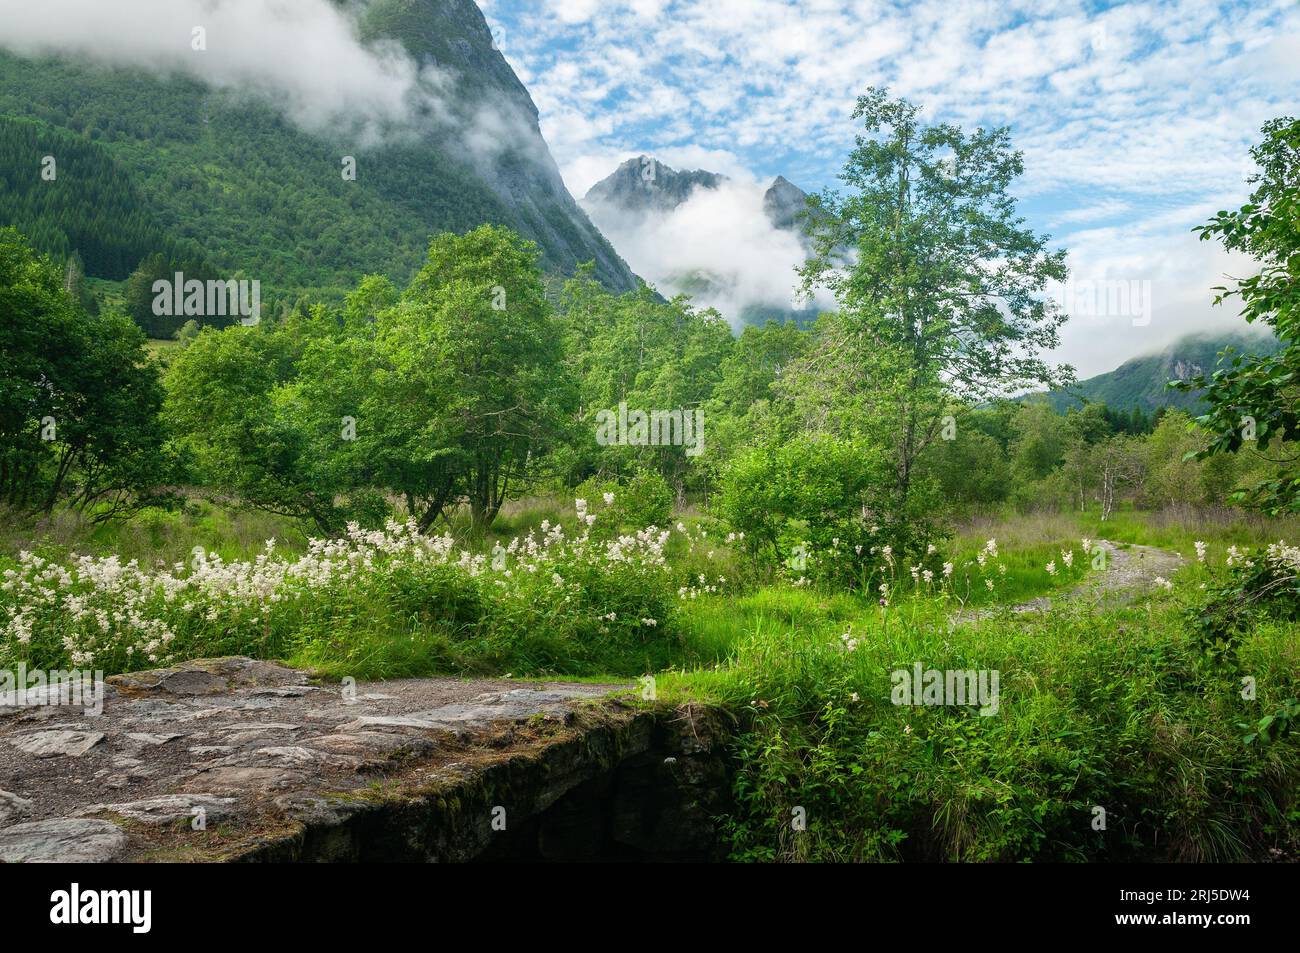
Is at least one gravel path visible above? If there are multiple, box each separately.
[960,538,1184,621]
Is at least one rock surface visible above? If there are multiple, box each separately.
[0,818,128,863]
[0,657,641,862]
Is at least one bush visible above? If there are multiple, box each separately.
[1186,541,1300,672]
[716,433,944,590]
[575,470,673,540]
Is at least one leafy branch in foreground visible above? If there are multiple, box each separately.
[1177,117,1300,513]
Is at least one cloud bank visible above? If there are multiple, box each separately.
[0,0,450,139]
[583,173,829,325]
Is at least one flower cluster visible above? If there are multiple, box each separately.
[1,506,678,672]
[1263,540,1300,577]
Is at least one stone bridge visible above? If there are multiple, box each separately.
[0,658,732,862]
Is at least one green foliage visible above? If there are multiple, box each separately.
[163,320,348,532]
[124,252,229,338]
[668,579,1300,862]
[0,36,632,300]
[0,228,172,518]
[921,427,1010,509]
[370,226,574,528]
[164,226,575,533]
[1186,540,1300,674]
[1010,401,1070,485]
[1242,698,1300,746]
[558,268,732,492]
[702,319,808,467]
[1141,410,1239,508]
[716,432,942,589]
[576,470,674,539]
[775,88,1070,550]
[0,116,204,280]
[1179,117,1300,513]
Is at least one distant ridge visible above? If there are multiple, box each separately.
[1034,330,1283,413]
[583,156,811,234]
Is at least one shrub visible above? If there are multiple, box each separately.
[575,470,673,540]
[1186,540,1300,672]
[716,433,944,590]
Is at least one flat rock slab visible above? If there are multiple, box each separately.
[10,729,106,758]
[0,656,627,861]
[0,818,129,863]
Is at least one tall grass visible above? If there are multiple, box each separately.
[663,570,1300,862]
[0,499,307,566]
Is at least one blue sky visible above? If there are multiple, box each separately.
[482,0,1300,375]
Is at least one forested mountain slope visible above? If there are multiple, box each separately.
[0,0,635,309]
[1037,330,1284,413]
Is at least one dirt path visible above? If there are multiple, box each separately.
[960,538,1184,621]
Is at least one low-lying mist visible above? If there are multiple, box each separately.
[583,177,832,327]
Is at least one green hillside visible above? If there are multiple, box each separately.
[0,0,633,325]
[1039,330,1284,413]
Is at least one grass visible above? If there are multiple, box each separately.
[144,338,181,358]
[1075,504,1300,554]
[653,507,1300,861]
[3,498,1296,862]
[660,569,1300,862]
[0,499,307,567]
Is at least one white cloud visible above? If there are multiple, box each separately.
[492,0,1299,370]
[583,177,830,326]
[1049,207,1262,377]
[0,0,452,140]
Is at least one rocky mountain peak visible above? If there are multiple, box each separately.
[763,176,811,233]
[584,158,814,238]
[584,156,728,216]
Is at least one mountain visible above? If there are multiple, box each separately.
[762,175,813,235]
[583,156,810,235]
[581,157,821,326]
[584,157,726,216]
[1037,330,1284,413]
[0,0,635,313]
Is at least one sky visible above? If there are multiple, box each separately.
[480,0,1300,377]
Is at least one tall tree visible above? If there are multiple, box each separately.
[366,226,574,529]
[162,321,346,532]
[0,228,169,516]
[790,88,1072,509]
